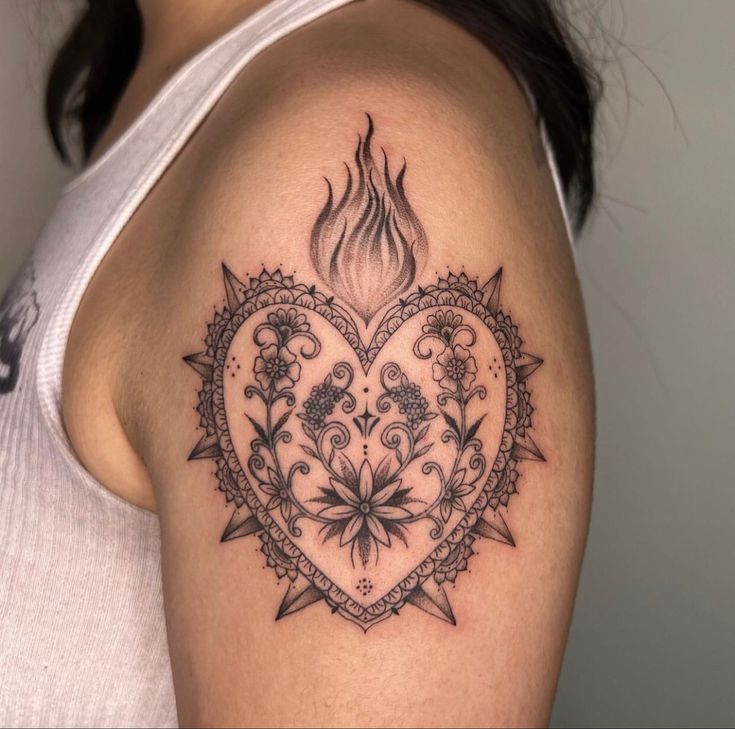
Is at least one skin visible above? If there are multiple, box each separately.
[62,1,595,726]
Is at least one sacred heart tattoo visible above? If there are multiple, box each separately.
[185,115,544,630]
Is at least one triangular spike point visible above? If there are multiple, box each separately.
[473,511,515,547]
[511,433,546,462]
[482,267,503,314]
[187,434,221,460]
[221,511,261,542]
[516,352,544,381]
[276,582,325,620]
[222,264,246,312]
[406,578,456,625]
[183,352,213,379]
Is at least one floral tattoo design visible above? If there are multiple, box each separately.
[185,115,544,629]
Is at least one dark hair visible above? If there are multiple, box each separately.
[46,0,142,164]
[46,0,599,229]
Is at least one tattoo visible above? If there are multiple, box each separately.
[0,260,39,395]
[310,113,427,325]
[185,115,544,630]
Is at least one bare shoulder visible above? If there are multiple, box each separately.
[128,0,588,456]
[149,0,566,260]
[118,3,594,725]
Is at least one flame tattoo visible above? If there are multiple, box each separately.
[310,114,428,325]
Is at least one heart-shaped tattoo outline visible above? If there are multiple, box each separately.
[185,265,544,630]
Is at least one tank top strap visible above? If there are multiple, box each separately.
[36,0,356,479]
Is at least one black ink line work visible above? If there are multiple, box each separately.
[186,268,543,628]
[185,116,544,630]
[310,113,428,326]
[0,260,40,395]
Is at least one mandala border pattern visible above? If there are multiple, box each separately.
[185,266,545,629]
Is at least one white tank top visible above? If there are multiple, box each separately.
[0,1,571,725]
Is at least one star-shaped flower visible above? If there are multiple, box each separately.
[317,460,413,566]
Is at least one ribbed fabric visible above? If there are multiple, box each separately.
[0,1,572,725]
[0,2,354,726]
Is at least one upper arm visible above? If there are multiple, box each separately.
[125,9,594,726]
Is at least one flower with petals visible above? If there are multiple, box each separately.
[298,376,346,433]
[266,307,309,344]
[204,310,229,355]
[248,268,294,293]
[315,459,414,566]
[437,271,483,301]
[489,463,520,510]
[385,378,432,430]
[435,534,475,584]
[196,381,216,436]
[516,386,534,436]
[260,467,292,521]
[259,532,298,582]
[253,344,300,392]
[216,460,244,507]
[439,468,474,522]
[422,310,463,345]
[432,344,477,392]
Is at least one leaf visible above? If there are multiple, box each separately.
[333,451,357,487]
[321,521,343,543]
[384,520,408,547]
[272,409,293,436]
[415,425,430,442]
[374,456,392,488]
[357,532,372,567]
[309,487,342,505]
[441,411,461,437]
[450,468,467,489]
[301,445,318,459]
[266,466,281,487]
[414,444,432,458]
[466,415,486,442]
[246,415,268,442]
[309,494,339,505]
[391,488,422,506]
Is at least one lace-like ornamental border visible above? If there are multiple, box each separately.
[186,267,545,628]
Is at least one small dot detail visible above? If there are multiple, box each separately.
[357,578,373,596]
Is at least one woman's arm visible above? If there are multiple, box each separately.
[121,10,594,725]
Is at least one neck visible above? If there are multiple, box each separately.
[136,0,272,67]
[85,0,273,164]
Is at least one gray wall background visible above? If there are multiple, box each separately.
[1,1,733,726]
